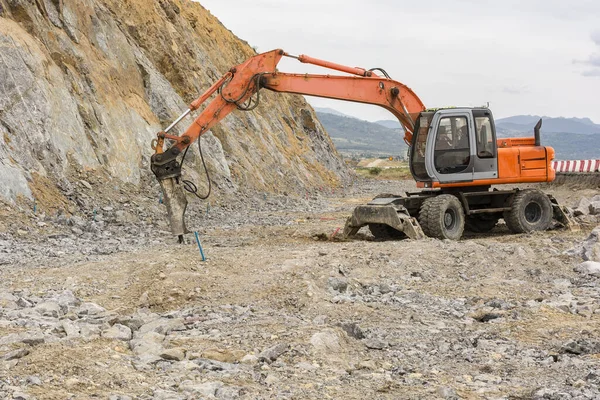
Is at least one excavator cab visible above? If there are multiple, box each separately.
[410,108,498,187]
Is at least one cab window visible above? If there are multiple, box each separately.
[410,114,432,180]
[434,116,470,174]
[473,109,496,158]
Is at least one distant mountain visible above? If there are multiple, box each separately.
[374,120,402,129]
[495,115,600,159]
[313,107,353,118]
[496,115,600,135]
[573,117,598,127]
[540,133,600,159]
[495,115,543,126]
[315,108,600,159]
[315,112,407,157]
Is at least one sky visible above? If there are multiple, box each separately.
[197,0,600,123]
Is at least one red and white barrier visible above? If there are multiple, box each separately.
[552,160,600,173]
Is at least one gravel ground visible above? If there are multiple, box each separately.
[1,178,600,399]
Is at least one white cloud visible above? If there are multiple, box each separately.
[578,31,600,77]
[582,69,600,77]
[592,30,600,46]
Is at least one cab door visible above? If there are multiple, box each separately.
[471,109,498,180]
[425,109,475,183]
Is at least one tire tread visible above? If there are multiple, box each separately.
[504,189,552,233]
[418,194,465,240]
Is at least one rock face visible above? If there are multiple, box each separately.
[0,0,349,205]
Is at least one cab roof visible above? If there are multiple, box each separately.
[424,107,491,113]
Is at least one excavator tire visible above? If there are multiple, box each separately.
[465,214,499,233]
[503,189,552,233]
[368,223,406,240]
[418,194,465,240]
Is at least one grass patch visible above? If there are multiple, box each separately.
[355,165,412,180]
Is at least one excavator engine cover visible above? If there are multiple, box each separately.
[343,198,425,240]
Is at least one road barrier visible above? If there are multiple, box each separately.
[552,160,600,173]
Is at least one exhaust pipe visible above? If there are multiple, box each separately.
[534,118,542,146]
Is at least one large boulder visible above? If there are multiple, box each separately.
[567,226,600,262]
[574,261,600,277]
[573,197,591,217]
[583,227,600,261]
[590,202,600,216]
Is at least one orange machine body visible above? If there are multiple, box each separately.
[423,141,556,189]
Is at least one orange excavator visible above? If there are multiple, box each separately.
[151,49,574,242]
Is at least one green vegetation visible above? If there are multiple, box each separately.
[355,165,412,180]
[316,112,408,158]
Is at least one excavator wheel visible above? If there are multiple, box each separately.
[418,194,465,240]
[465,214,499,233]
[503,189,552,233]
[368,223,406,240]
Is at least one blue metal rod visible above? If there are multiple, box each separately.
[194,231,206,261]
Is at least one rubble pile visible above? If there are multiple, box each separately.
[1,180,599,399]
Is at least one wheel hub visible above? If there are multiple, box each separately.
[524,202,542,223]
[444,210,456,229]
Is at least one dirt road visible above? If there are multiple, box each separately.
[1,179,599,399]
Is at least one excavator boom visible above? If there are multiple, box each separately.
[152,49,424,175]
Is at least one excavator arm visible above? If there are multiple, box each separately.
[151,49,426,239]
[262,73,423,141]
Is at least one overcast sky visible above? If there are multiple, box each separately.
[197,0,600,123]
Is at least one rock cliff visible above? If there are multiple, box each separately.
[0,0,349,209]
